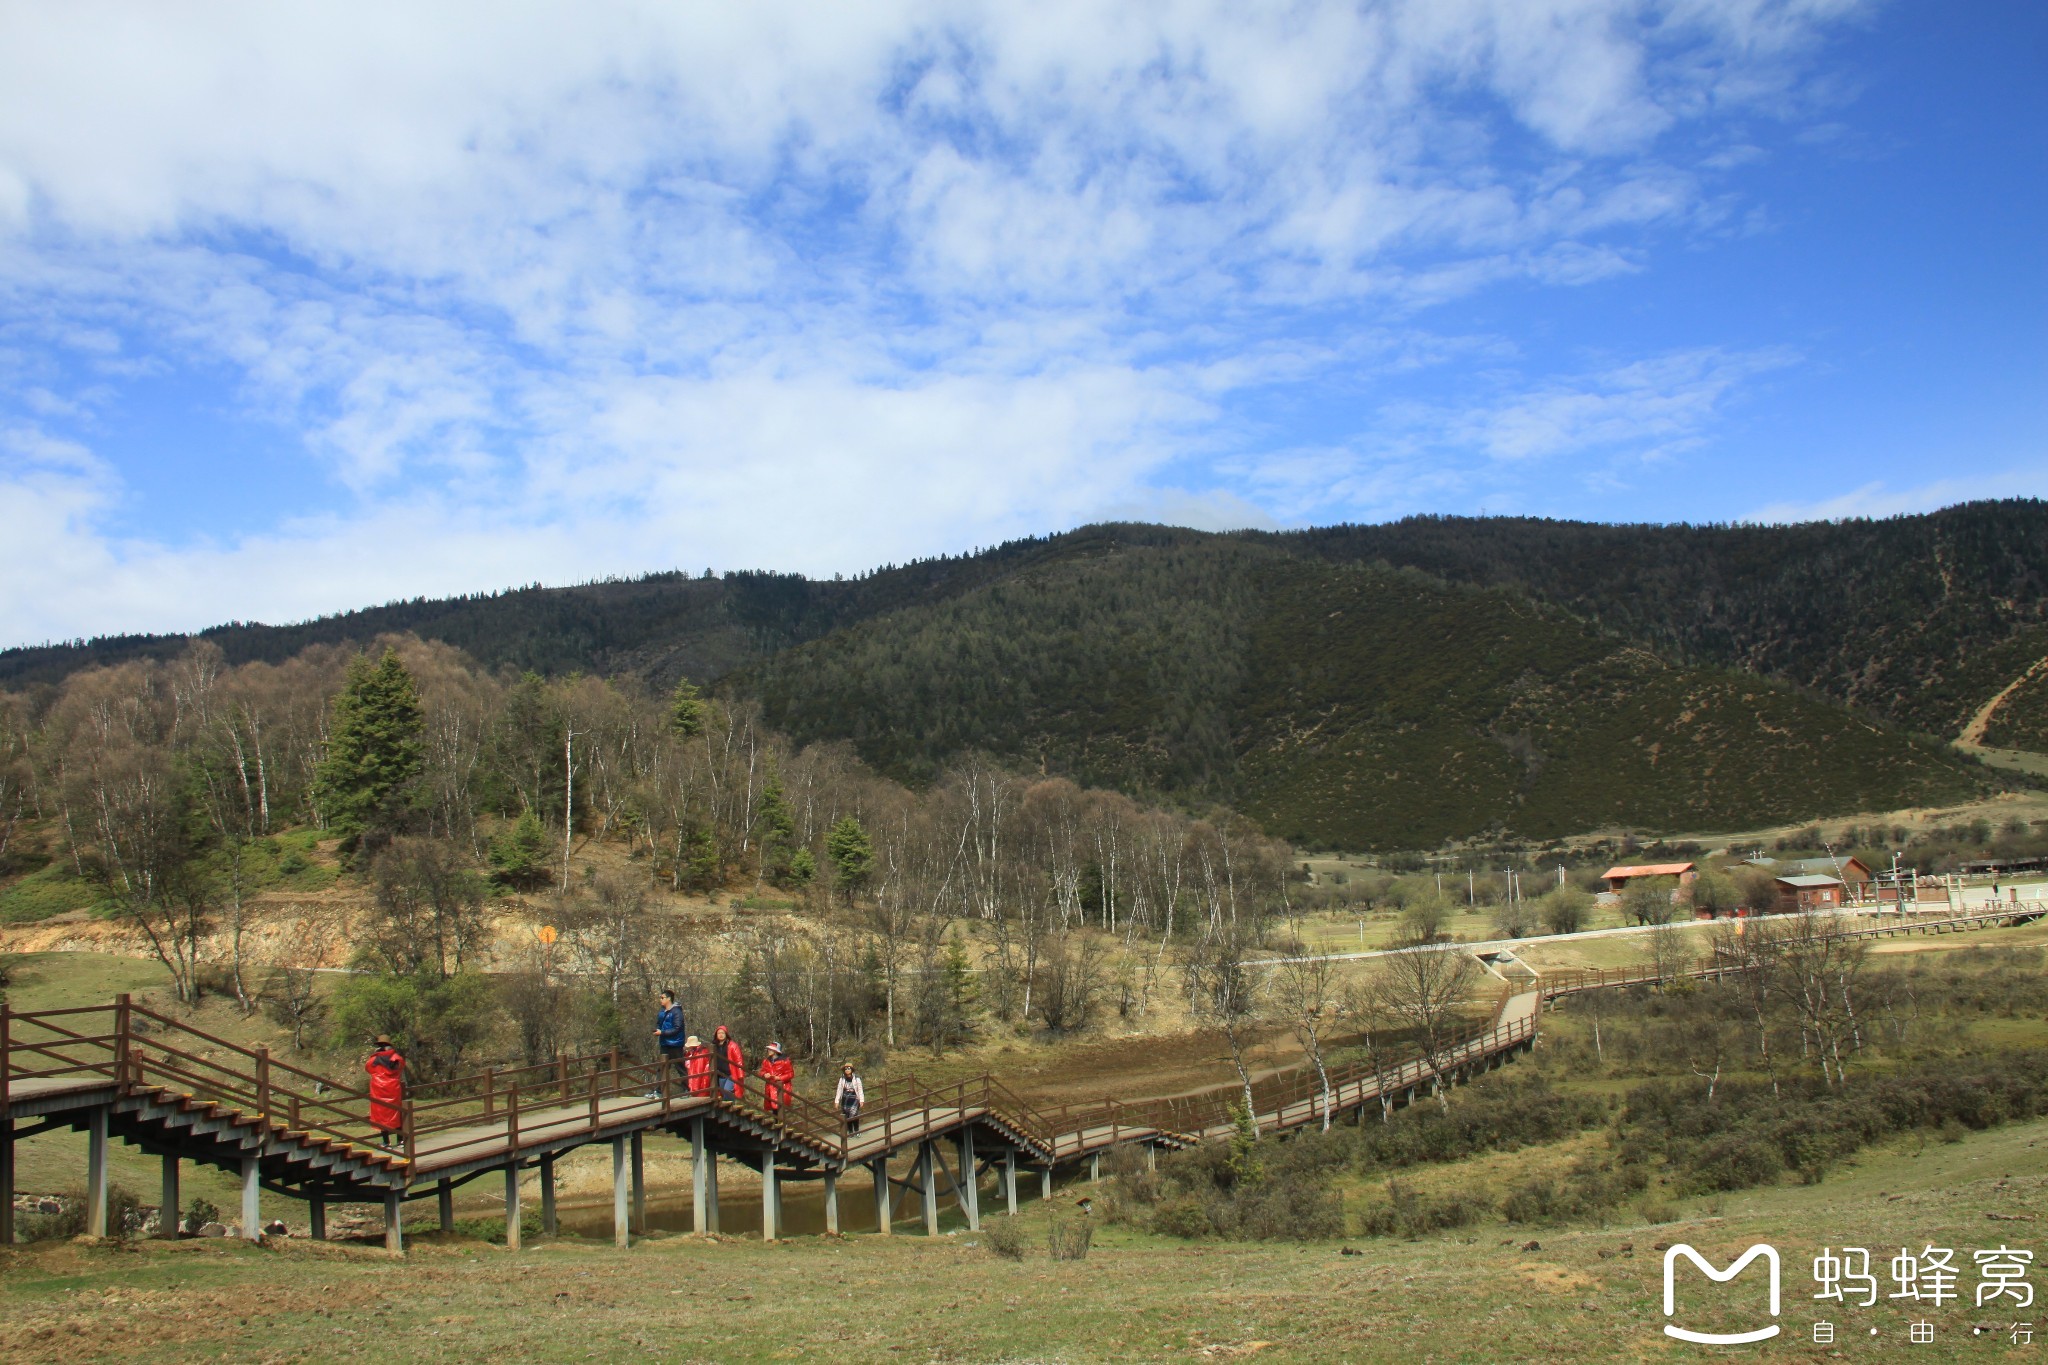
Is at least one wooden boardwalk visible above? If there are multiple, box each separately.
[6,905,2028,1251]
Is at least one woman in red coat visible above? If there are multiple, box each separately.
[365,1035,406,1146]
[758,1041,795,1114]
[683,1035,712,1096]
[710,1024,745,1101]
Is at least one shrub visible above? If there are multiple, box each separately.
[1352,1076,1607,1170]
[1046,1212,1094,1261]
[15,1197,86,1243]
[1680,1135,1783,1194]
[1232,1179,1346,1242]
[16,1184,142,1242]
[1148,1197,1214,1240]
[982,1215,1027,1261]
[1358,1179,1489,1238]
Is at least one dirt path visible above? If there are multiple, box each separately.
[1958,654,2048,744]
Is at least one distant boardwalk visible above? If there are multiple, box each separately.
[4,904,2036,1252]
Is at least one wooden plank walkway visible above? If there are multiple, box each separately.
[10,906,2032,1249]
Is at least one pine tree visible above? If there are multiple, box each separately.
[825,814,873,905]
[489,810,550,889]
[668,679,705,739]
[314,648,424,847]
[757,775,795,881]
[1223,1100,1264,1185]
[786,846,816,888]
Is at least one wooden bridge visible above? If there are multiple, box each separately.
[7,903,2028,1253]
[1,974,1537,1252]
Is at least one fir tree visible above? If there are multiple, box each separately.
[314,648,424,847]
[489,810,550,889]
[825,814,873,905]
[756,775,795,880]
[668,678,706,739]
[786,846,816,888]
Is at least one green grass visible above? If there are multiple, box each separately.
[1,950,174,1009]
[4,1115,2045,1362]
[0,864,111,924]
[0,828,335,928]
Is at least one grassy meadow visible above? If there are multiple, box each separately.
[8,928,2048,1362]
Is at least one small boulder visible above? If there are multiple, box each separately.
[38,1199,63,1215]
[198,1222,228,1238]
[263,1220,290,1237]
[1520,1240,1541,1252]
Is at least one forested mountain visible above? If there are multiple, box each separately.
[747,544,1988,847]
[3,502,2040,847]
[1278,499,2048,741]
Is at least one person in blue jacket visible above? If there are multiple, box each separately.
[651,989,688,1091]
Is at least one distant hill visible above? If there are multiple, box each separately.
[1276,499,2048,742]
[4,503,2039,846]
[746,543,1989,847]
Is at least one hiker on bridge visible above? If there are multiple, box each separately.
[759,1040,795,1114]
[835,1061,865,1133]
[365,1034,406,1147]
[683,1035,712,1096]
[652,989,688,1086]
[710,1024,746,1101]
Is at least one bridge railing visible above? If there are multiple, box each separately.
[401,1046,857,1166]
[850,1072,1060,1161]
[1,995,383,1151]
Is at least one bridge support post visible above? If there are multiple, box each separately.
[823,1171,839,1235]
[1088,1151,1100,1184]
[437,1179,454,1234]
[954,1131,979,1231]
[871,1159,891,1235]
[504,1164,523,1251]
[383,1191,403,1255]
[85,1105,108,1238]
[690,1120,708,1234]
[1040,1166,1052,1202]
[240,1156,261,1242]
[1003,1149,1017,1217]
[0,1118,13,1250]
[918,1141,939,1236]
[159,1154,180,1239]
[1146,1142,1156,1172]
[309,1198,326,1241]
[540,1152,557,1235]
[630,1131,646,1235]
[759,1152,779,1241]
[612,1137,630,1249]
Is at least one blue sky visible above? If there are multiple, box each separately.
[0,1,2042,647]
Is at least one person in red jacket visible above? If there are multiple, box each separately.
[365,1035,406,1147]
[683,1035,712,1097]
[710,1024,745,1101]
[758,1041,795,1114]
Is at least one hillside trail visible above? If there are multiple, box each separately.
[1958,654,2048,745]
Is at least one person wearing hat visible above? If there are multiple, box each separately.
[834,1062,864,1134]
[758,1041,796,1115]
[365,1035,406,1147]
[683,1035,712,1097]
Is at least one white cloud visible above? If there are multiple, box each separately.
[1450,346,1800,461]
[0,1,1877,643]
